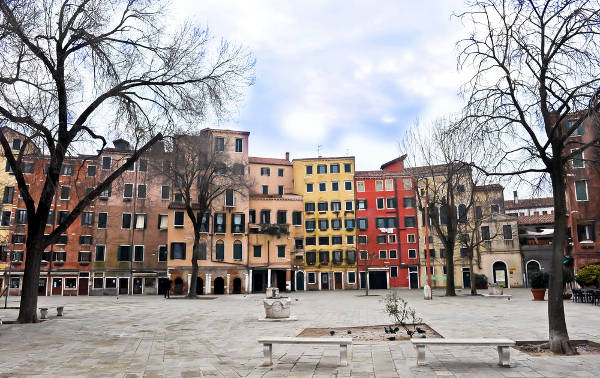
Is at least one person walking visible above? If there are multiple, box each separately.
[164,279,172,299]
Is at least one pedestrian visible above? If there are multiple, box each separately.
[164,279,172,299]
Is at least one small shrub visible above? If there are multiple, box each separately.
[382,291,422,337]
[529,271,549,289]
[575,265,600,288]
[474,274,488,289]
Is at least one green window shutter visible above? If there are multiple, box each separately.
[233,243,242,260]
[277,245,285,258]
[216,243,224,260]
[253,245,261,257]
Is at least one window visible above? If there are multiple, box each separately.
[344,181,352,191]
[57,210,68,224]
[233,241,243,260]
[306,165,313,175]
[491,204,500,213]
[135,184,146,199]
[360,250,368,260]
[260,167,270,176]
[156,214,168,230]
[276,245,286,258]
[136,159,147,172]
[214,240,224,260]
[174,193,183,202]
[134,213,147,229]
[292,211,302,225]
[460,248,468,258]
[232,163,244,176]
[390,266,398,277]
[358,235,367,245]
[577,224,595,242]
[357,199,367,210]
[134,245,144,262]
[319,182,326,192]
[481,226,491,240]
[118,245,132,261]
[102,156,111,170]
[174,211,184,227]
[295,238,304,250]
[318,219,328,231]
[356,181,365,192]
[318,236,329,245]
[276,210,286,225]
[565,119,584,137]
[249,209,256,224]
[306,236,316,246]
[199,213,210,232]
[375,180,383,191]
[575,180,588,201]
[458,204,467,223]
[59,164,73,176]
[571,149,584,168]
[358,218,368,230]
[305,219,315,232]
[308,272,316,284]
[403,197,415,208]
[345,200,353,211]
[2,186,14,204]
[305,202,315,213]
[331,201,341,212]
[5,161,12,173]
[261,185,268,195]
[278,168,284,177]
[87,165,96,177]
[12,138,21,150]
[100,184,111,198]
[503,225,513,240]
[331,181,339,191]
[121,213,132,229]
[45,210,53,226]
[214,213,226,233]
[376,198,384,210]
[60,186,70,200]
[331,218,341,230]
[319,251,329,264]
[123,183,133,199]
[379,250,387,259]
[12,234,25,244]
[215,137,225,152]
[407,234,416,243]
[318,201,328,212]
[278,185,284,195]
[330,164,340,173]
[346,235,354,245]
[475,206,483,220]
[158,245,168,261]
[15,209,27,224]
[81,211,94,226]
[404,216,416,228]
[408,249,417,259]
[317,164,327,174]
[385,179,393,191]
[1,210,11,226]
[126,162,135,171]
[260,210,271,224]
[95,245,106,261]
[170,242,186,260]
[160,186,170,200]
[235,138,243,152]
[225,189,235,207]
[232,213,245,233]
[425,249,435,258]
[377,235,387,244]
[306,183,313,192]
[344,163,352,173]
[386,198,396,209]
[332,235,342,245]
[253,245,261,258]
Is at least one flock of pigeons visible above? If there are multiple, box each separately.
[328,326,426,337]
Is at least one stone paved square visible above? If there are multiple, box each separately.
[0,288,598,377]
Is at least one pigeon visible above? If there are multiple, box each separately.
[394,327,399,333]
[406,330,415,337]
[347,330,352,334]
[416,327,426,334]
[384,327,390,334]
[329,330,335,336]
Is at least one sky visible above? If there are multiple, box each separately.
[172,1,469,171]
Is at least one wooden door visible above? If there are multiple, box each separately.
[334,272,343,289]
[78,278,89,295]
[52,278,62,295]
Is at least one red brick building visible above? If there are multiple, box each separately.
[354,156,420,289]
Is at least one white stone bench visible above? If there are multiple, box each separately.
[258,337,352,366]
[411,338,515,367]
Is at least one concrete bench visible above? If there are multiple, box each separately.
[258,337,352,366]
[411,338,515,367]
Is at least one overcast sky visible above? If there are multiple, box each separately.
[172,1,468,170]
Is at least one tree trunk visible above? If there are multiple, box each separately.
[17,238,44,323]
[445,245,456,296]
[470,249,477,295]
[187,235,200,298]
[365,270,369,296]
[548,162,576,355]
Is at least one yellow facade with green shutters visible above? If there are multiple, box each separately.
[292,157,358,290]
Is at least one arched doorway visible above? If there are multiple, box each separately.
[493,261,508,288]
[232,277,242,294]
[526,260,540,287]
[214,277,225,294]
[174,277,184,295]
[296,272,304,291]
[196,277,204,295]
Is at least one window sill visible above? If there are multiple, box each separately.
[174,225,184,228]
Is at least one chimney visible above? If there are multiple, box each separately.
[285,152,290,161]
[513,190,518,204]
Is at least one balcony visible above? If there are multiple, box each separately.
[249,223,289,236]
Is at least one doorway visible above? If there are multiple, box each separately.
[78,278,89,295]
[409,266,419,289]
[526,260,540,287]
[334,272,343,290]
[274,270,287,292]
[252,270,266,292]
[295,272,304,291]
[38,278,47,296]
[321,272,329,290]
[232,278,242,294]
[462,268,471,289]
[52,278,62,295]
[174,277,184,295]
[493,261,508,288]
[118,278,129,295]
[158,278,169,295]
[360,271,367,289]
[133,278,143,294]
[196,277,204,295]
[368,271,387,289]
[214,277,225,294]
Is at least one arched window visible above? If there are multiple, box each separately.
[458,204,467,223]
[215,240,224,261]
[233,240,242,260]
[440,205,449,225]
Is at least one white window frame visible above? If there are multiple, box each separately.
[174,211,185,227]
[134,213,146,229]
[571,149,585,168]
[356,181,365,192]
[390,266,398,277]
[318,182,327,192]
[158,214,168,230]
[97,212,108,229]
[379,250,387,259]
[345,200,353,211]
[347,271,356,284]
[388,234,397,243]
[376,197,385,210]
[389,249,398,259]
[158,245,168,262]
[102,156,112,170]
[137,184,147,199]
[123,183,133,199]
[331,181,339,191]
[385,179,393,191]
[121,212,132,229]
[306,183,313,193]
[575,180,588,201]
[307,272,316,284]
[359,250,368,260]
[60,185,71,200]
[161,185,170,200]
[375,180,383,191]
[344,181,353,191]
[95,245,106,262]
[408,249,417,259]
[407,234,416,243]
[346,235,354,245]
[133,245,144,262]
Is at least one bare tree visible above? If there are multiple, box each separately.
[456,0,600,353]
[0,0,254,322]
[165,131,250,298]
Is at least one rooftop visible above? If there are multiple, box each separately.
[249,156,292,166]
[517,213,554,225]
[505,197,554,210]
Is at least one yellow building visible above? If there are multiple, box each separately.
[292,157,358,290]
[247,155,303,292]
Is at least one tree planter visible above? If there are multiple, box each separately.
[39,308,48,319]
[56,306,64,316]
[562,293,572,300]
[531,288,546,301]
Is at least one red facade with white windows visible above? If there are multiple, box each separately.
[354,156,420,289]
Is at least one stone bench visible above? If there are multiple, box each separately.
[258,337,352,366]
[411,338,515,367]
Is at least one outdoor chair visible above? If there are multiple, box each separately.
[572,289,583,303]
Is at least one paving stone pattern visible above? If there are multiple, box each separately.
[0,288,598,377]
